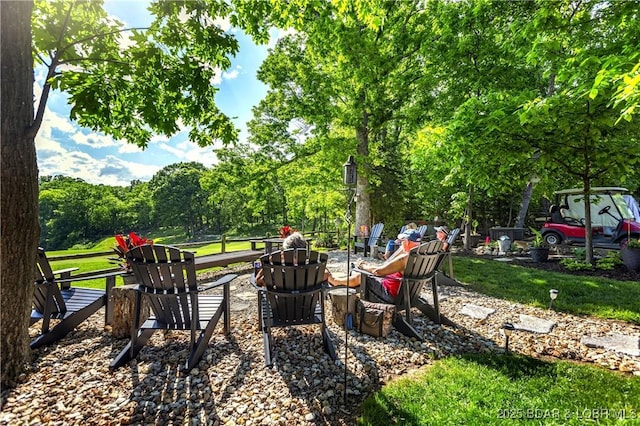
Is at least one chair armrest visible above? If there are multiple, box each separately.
[51,267,79,277]
[249,273,262,290]
[352,268,374,299]
[198,273,237,292]
[56,270,124,285]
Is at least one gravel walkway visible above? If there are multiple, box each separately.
[2,250,639,425]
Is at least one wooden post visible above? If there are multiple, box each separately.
[110,284,150,339]
[221,234,226,253]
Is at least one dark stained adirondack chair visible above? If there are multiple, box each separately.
[257,248,336,366]
[353,222,384,258]
[31,247,120,349]
[110,244,236,373]
[361,240,448,340]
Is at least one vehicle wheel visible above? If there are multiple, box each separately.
[544,232,562,246]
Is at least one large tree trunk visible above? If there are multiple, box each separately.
[515,181,535,228]
[1,0,39,388]
[355,113,371,234]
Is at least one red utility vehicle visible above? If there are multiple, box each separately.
[540,187,640,249]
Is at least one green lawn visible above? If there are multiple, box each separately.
[451,255,640,324]
[359,354,640,425]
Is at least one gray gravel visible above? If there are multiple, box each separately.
[2,250,639,425]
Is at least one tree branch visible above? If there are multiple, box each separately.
[59,57,132,67]
[28,0,75,138]
[58,26,149,57]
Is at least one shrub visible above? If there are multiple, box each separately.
[315,232,337,248]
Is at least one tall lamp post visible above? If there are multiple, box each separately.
[342,155,357,403]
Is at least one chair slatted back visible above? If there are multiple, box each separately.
[396,241,445,311]
[34,247,66,314]
[447,228,461,247]
[417,225,428,240]
[368,223,384,247]
[127,244,198,328]
[261,249,328,324]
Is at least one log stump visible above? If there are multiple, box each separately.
[111,284,150,339]
[327,287,358,328]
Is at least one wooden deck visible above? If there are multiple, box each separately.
[195,249,263,270]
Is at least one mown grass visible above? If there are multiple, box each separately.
[359,354,640,425]
[451,255,640,324]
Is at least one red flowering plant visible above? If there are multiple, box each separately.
[112,232,152,272]
[279,225,295,238]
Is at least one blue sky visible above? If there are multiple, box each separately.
[35,0,270,186]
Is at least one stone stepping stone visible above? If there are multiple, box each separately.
[581,334,640,357]
[460,304,495,320]
[493,257,513,262]
[513,314,556,333]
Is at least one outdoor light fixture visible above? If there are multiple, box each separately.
[342,155,357,403]
[343,155,357,187]
[549,289,559,310]
[502,322,515,354]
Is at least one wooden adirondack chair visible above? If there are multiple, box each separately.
[361,240,448,340]
[378,224,429,257]
[110,244,236,373]
[416,225,429,240]
[436,227,462,287]
[353,222,384,257]
[31,247,121,349]
[257,248,336,366]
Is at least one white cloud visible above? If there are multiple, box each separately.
[213,16,231,31]
[222,67,240,80]
[210,67,223,85]
[34,100,158,185]
[118,142,145,154]
[268,27,298,47]
[35,107,76,147]
[35,136,67,154]
[159,140,218,167]
[71,131,118,148]
[37,147,160,186]
[115,30,137,51]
